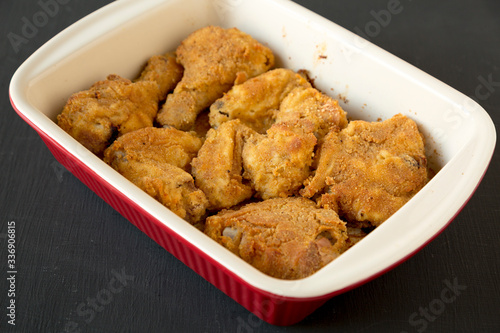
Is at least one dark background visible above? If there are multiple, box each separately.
[1,0,499,332]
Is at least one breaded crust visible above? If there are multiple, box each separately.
[209,68,311,133]
[302,114,428,226]
[104,127,208,224]
[205,197,347,279]
[156,26,275,130]
[191,120,254,210]
[57,74,159,156]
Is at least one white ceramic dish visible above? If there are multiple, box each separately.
[10,0,496,325]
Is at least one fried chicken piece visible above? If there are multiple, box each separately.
[242,122,317,200]
[103,127,208,224]
[103,127,202,171]
[205,197,347,280]
[135,52,183,101]
[276,86,348,139]
[57,74,159,156]
[209,68,311,133]
[191,120,254,210]
[301,114,428,226]
[156,26,275,130]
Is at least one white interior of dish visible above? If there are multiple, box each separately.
[11,0,496,298]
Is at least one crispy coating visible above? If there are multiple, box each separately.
[103,127,207,224]
[191,120,254,210]
[208,72,347,201]
[276,86,348,139]
[205,197,347,279]
[57,74,159,156]
[242,122,317,200]
[103,127,202,171]
[301,114,428,226]
[156,26,275,130]
[209,68,311,133]
[136,52,183,101]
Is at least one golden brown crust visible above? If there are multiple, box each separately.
[103,126,202,171]
[136,52,183,101]
[191,120,255,210]
[204,197,347,280]
[209,68,311,133]
[302,114,428,226]
[276,86,348,139]
[103,127,208,224]
[57,74,159,156]
[242,122,317,200]
[156,26,275,130]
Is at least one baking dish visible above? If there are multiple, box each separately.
[9,0,496,325]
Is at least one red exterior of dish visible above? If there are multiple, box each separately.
[11,98,478,325]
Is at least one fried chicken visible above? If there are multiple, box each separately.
[103,127,208,224]
[242,122,317,200]
[57,74,160,156]
[301,114,428,226]
[191,120,254,210]
[204,197,348,280]
[135,52,183,101]
[103,126,202,171]
[208,73,347,201]
[156,26,275,130]
[276,86,348,140]
[209,68,311,133]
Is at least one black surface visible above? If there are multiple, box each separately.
[1,0,499,332]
